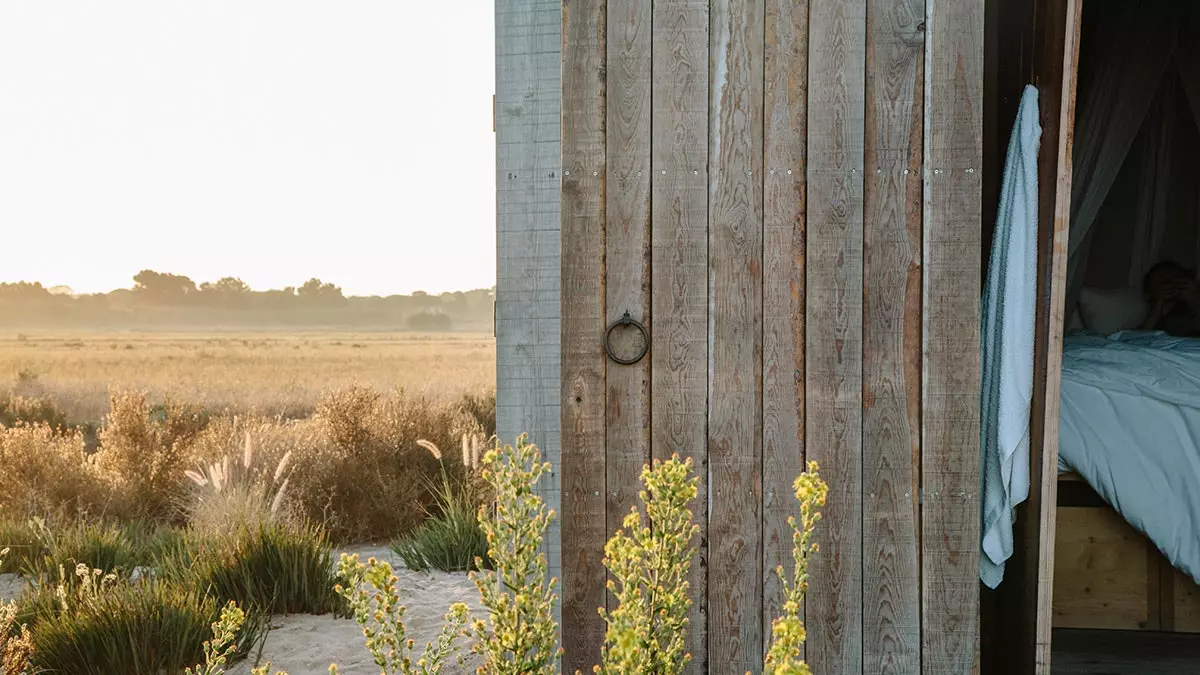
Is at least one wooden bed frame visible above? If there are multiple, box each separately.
[1053,472,1200,632]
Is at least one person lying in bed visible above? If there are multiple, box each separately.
[1142,260,1200,337]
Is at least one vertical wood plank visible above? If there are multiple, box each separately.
[708,0,765,671]
[651,0,710,670]
[921,0,983,672]
[561,0,607,668]
[495,0,564,630]
[806,0,867,672]
[762,0,809,657]
[863,0,923,671]
[605,0,652,608]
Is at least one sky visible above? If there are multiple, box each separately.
[0,1,496,297]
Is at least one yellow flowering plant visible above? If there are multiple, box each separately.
[332,553,469,675]
[763,461,828,675]
[595,454,700,675]
[468,434,562,674]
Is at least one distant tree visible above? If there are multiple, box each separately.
[198,277,251,308]
[298,278,346,307]
[132,270,197,303]
[406,310,453,331]
[0,282,53,304]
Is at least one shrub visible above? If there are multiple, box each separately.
[469,434,561,674]
[390,440,489,573]
[27,567,264,675]
[0,423,106,520]
[332,554,469,675]
[92,390,210,521]
[458,390,496,438]
[598,455,700,675]
[0,393,69,429]
[161,521,344,617]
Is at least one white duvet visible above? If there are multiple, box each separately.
[1058,331,1200,584]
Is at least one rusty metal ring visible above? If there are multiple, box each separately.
[604,311,649,365]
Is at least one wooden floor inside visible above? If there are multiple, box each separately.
[1053,629,1200,674]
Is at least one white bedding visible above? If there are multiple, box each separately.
[1058,331,1200,584]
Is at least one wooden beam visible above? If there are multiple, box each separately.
[494,0,563,628]
[651,0,710,669]
[561,0,608,668]
[806,0,867,672]
[762,0,809,660]
[863,0,924,670]
[921,0,983,672]
[707,0,765,670]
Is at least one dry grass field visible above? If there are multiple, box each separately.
[0,331,495,424]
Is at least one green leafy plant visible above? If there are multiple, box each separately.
[763,461,828,675]
[331,553,469,675]
[469,434,561,674]
[390,439,490,573]
[597,455,700,675]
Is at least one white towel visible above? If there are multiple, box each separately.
[980,85,1041,589]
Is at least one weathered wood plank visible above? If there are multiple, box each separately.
[560,0,607,668]
[708,0,764,671]
[762,0,808,658]
[863,0,923,671]
[920,0,984,672]
[805,0,866,672]
[494,0,563,629]
[605,0,652,617]
[650,0,710,670]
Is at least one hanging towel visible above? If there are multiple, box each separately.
[980,84,1041,589]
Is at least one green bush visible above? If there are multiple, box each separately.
[162,522,344,616]
[20,520,141,585]
[28,575,263,675]
[0,520,42,574]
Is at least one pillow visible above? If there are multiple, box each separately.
[1077,286,1148,335]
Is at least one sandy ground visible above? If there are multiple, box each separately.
[1,546,485,675]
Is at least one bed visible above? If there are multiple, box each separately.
[1054,331,1200,631]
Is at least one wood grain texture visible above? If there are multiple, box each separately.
[605,0,652,617]
[1051,506,1155,631]
[863,0,923,671]
[920,0,983,672]
[560,0,607,668]
[707,0,764,671]
[650,0,710,670]
[805,0,866,672]
[762,0,808,658]
[494,0,564,629]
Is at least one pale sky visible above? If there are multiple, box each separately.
[0,1,496,297]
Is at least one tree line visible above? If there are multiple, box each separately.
[0,271,494,331]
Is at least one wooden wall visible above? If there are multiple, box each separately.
[556,0,984,673]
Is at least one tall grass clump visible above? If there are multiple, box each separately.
[184,430,294,536]
[598,455,700,675]
[763,461,828,675]
[331,554,469,675]
[27,564,264,675]
[390,439,489,573]
[469,434,561,674]
[19,519,141,586]
[0,520,42,574]
[0,423,105,520]
[92,390,210,520]
[161,521,344,617]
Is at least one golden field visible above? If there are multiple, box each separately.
[0,331,495,424]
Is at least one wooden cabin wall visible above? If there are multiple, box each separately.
[558,0,983,673]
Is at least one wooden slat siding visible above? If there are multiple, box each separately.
[1026,1,1081,671]
[863,0,924,671]
[605,0,652,618]
[805,0,866,673]
[762,0,808,658]
[920,0,983,672]
[494,0,563,629]
[708,0,765,671]
[560,0,607,668]
[650,0,710,670]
